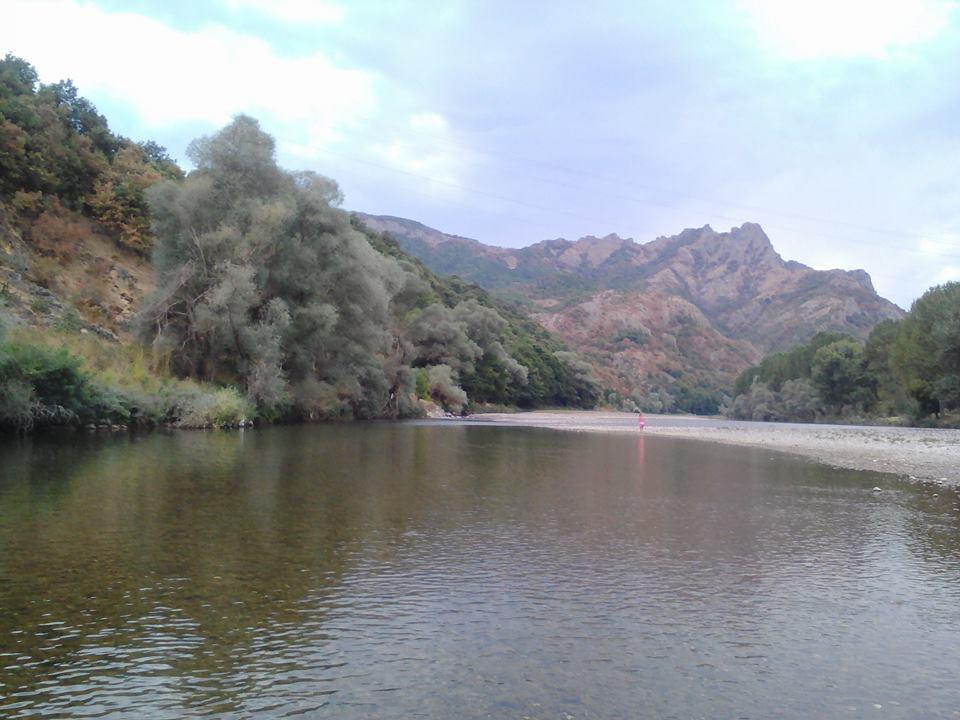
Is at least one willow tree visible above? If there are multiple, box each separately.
[139,115,552,418]
[140,116,415,417]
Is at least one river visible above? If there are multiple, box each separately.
[1,423,959,718]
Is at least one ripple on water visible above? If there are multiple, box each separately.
[1,425,959,718]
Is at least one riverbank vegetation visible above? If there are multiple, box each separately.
[0,321,252,432]
[729,281,960,425]
[0,55,599,432]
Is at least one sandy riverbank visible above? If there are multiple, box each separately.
[468,410,960,486]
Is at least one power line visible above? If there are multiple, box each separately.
[335,120,960,249]
[324,148,960,262]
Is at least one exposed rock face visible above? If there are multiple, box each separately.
[356,213,905,403]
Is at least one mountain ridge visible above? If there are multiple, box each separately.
[355,212,904,411]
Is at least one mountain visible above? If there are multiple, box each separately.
[355,213,905,412]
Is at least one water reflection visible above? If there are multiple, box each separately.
[1,424,959,718]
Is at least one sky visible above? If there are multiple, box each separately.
[2,0,960,308]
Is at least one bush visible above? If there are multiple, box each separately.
[0,324,256,432]
[173,386,253,428]
[0,341,96,428]
[425,364,467,412]
[0,378,37,431]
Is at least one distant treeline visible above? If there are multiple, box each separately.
[729,282,960,424]
[0,55,599,432]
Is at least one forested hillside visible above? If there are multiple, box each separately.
[0,55,598,432]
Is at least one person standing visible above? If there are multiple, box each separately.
[637,412,646,431]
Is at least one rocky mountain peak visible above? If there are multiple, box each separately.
[690,222,778,260]
[354,212,905,401]
[845,268,875,292]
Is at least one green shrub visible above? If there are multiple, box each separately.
[0,378,37,431]
[0,326,255,432]
[0,341,95,428]
[415,368,430,400]
[172,386,253,428]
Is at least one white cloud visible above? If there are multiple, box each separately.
[0,0,471,194]
[740,0,954,59]
[934,265,960,284]
[409,112,448,132]
[0,0,373,140]
[918,231,960,257]
[221,0,345,25]
[365,112,465,192]
[359,112,467,198]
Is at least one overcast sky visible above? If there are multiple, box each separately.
[3,0,960,308]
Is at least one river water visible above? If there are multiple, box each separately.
[1,423,959,718]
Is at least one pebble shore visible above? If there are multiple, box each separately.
[469,411,960,487]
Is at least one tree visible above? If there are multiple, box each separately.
[863,319,907,414]
[811,339,872,412]
[779,378,820,422]
[87,142,164,252]
[140,115,545,418]
[891,282,960,417]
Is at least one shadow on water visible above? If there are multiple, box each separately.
[1,424,959,718]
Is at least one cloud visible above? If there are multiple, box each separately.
[221,0,345,25]
[0,0,372,139]
[409,113,449,132]
[739,0,954,59]
[0,0,468,193]
[359,112,467,198]
[918,232,960,258]
[934,265,960,284]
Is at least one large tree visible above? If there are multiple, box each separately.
[139,115,550,419]
[811,338,873,412]
[891,281,960,417]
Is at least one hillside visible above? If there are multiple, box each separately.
[355,214,904,412]
[0,55,600,432]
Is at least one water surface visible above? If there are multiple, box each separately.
[1,424,959,718]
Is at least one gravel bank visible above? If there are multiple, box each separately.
[468,410,960,486]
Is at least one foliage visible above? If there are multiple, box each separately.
[140,116,599,418]
[424,364,468,412]
[0,54,178,254]
[669,379,724,415]
[1,55,598,426]
[172,386,254,428]
[863,319,907,414]
[0,339,97,429]
[890,282,960,417]
[0,321,252,433]
[730,281,960,423]
[360,222,602,409]
[810,339,873,412]
[733,331,849,396]
[730,377,821,423]
[778,378,820,423]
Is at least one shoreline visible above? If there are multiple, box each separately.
[465,410,960,487]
